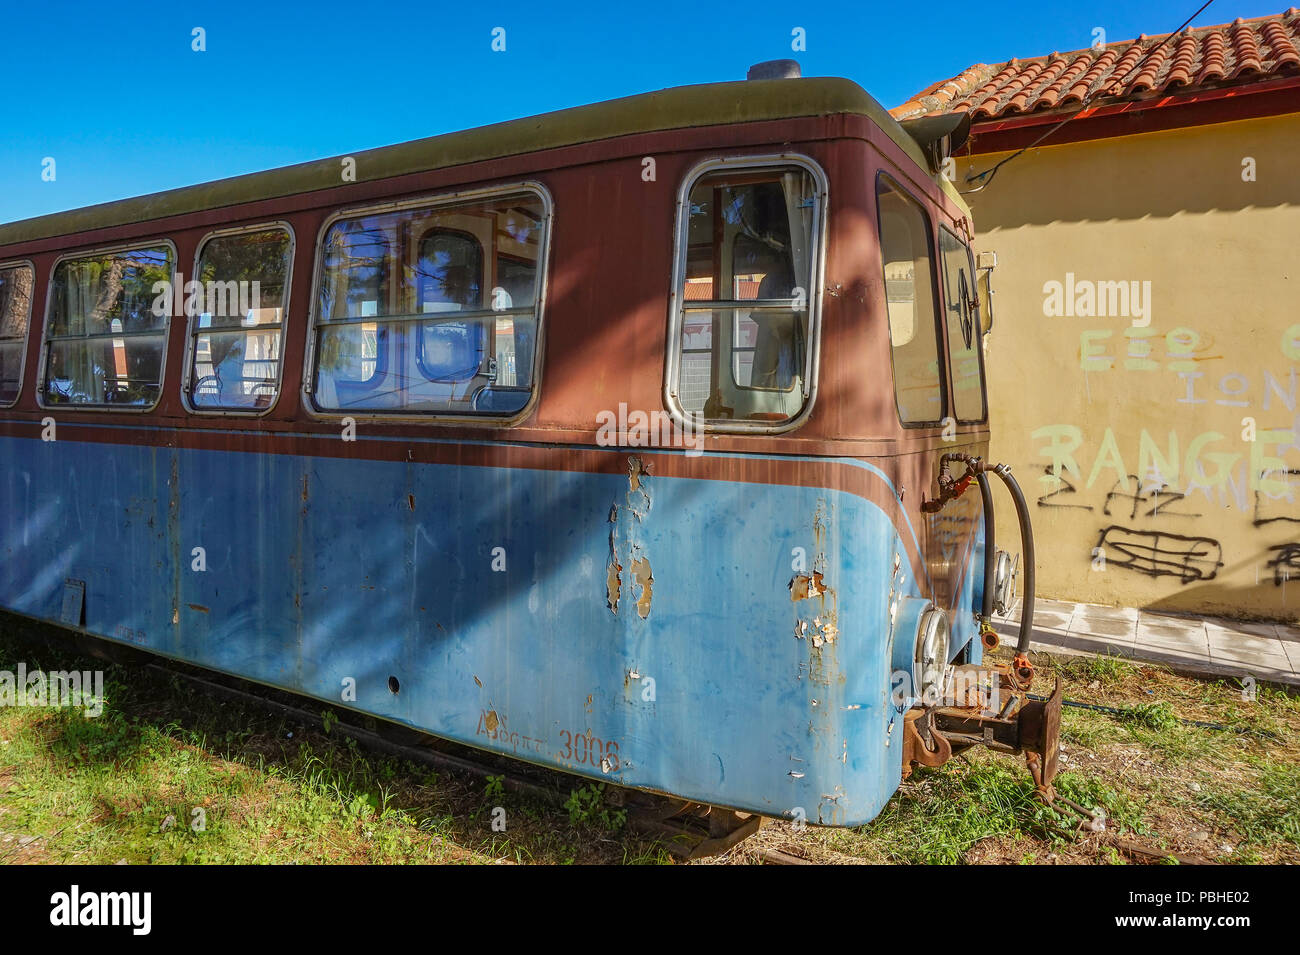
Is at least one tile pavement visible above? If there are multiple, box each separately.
[991,598,1300,688]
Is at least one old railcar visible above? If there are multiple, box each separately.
[0,68,1057,832]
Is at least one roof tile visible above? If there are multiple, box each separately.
[891,9,1300,120]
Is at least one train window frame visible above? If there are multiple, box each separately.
[181,221,296,417]
[35,238,179,414]
[301,181,553,426]
[0,259,36,409]
[874,171,948,430]
[937,224,988,425]
[664,153,829,436]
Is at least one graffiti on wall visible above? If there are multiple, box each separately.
[1024,322,1299,588]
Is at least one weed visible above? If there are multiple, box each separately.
[563,784,626,831]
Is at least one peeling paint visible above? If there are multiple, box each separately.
[628,455,649,492]
[626,456,652,519]
[789,572,826,601]
[484,710,499,733]
[606,519,622,614]
[630,557,653,619]
[606,559,622,613]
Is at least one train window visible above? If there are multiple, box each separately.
[309,188,548,417]
[40,243,175,410]
[0,262,35,406]
[876,177,944,425]
[668,159,825,429]
[938,228,987,422]
[185,225,293,413]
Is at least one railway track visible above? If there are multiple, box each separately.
[141,661,764,862]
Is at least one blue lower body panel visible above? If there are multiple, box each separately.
[0,434,982,826]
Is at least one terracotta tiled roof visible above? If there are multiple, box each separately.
[892,9,1300,121]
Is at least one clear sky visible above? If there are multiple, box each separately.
[0,0,1282,223]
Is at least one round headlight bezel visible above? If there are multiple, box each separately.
[915,608,951,704]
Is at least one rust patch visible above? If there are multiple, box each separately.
[484,710,499,733]
[407,493,415,510]
[627,455,649,492]
[473,675,482,688]
[186,603,209,614]
[789,572,826,601]
[627,456,652,519]
[630,557,653,619]
[585,694,593,713]
[606,559,622,613]
[813,499,829,550]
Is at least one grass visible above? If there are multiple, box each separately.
[1,622,1297,865]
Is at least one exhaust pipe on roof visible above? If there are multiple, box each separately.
[746,59,801,80]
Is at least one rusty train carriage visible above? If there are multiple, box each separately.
[0,74,1058,829]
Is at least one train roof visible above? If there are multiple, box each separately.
[0,76,966,249]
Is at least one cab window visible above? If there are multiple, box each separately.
[938,227,987,422]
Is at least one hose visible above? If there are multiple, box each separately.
[926,452,1034,680]
[988,463,1036,657]
[975,471,995,621]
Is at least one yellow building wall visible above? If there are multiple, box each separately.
[956,110,1300,621]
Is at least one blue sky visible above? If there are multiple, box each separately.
[0,0,1282,223]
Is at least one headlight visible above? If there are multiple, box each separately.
[992,550,1020,616]
[916,608,950,704]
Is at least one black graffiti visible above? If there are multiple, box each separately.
[1036,465,1094,511]
[1095,526,1223,584]
[1252,470,1300,527]
[1266,543,1300,586]
[1102,474,1201,520]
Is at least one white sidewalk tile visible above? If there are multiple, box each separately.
[1002,597,1299,686]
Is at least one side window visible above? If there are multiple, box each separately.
[310,189,548,416]
[670,161,824,428]
[0,262,34,406]
[42,244,174,409]
[187,226,293,412]
[876,176,943,425]
[939,228,987,422]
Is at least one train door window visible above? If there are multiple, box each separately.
[938,227,987,422]
[876,176,944,425]
[318,221,389,403]
[40,243,175,409]
[415,230,485,384]
[309,187,549,417]
[185,225,293,412]
[0,262,35,406]
[668,158,826,430]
